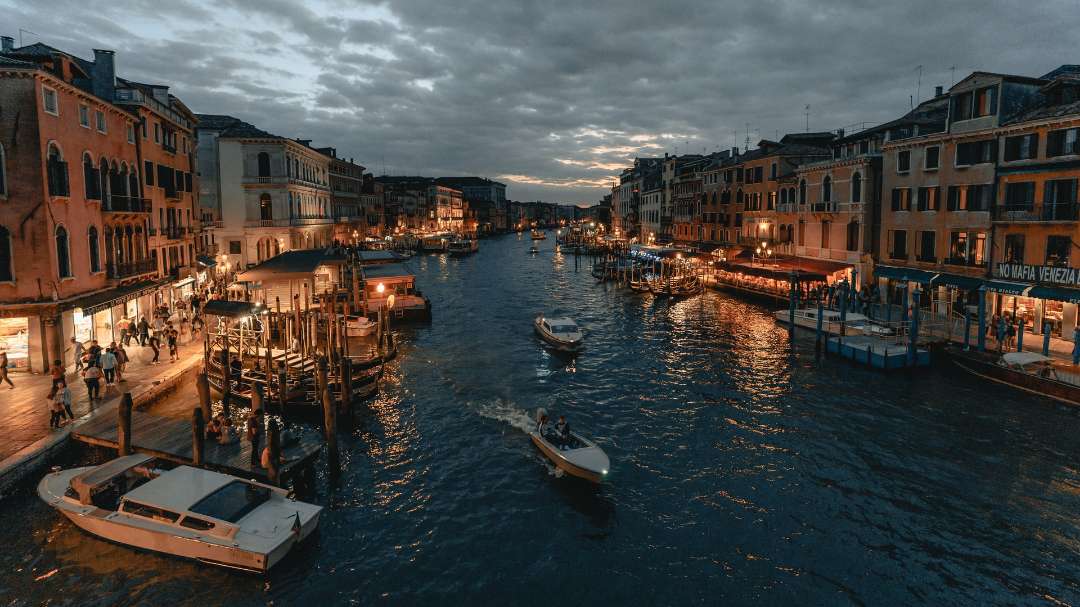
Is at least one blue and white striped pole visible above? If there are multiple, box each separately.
[1043,322,1052,357]
[977,286,986,352]
[908,287,921,366]
[1017,322,1024,352]
[1072,328,1080,365]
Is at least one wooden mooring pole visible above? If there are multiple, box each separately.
[267,418,281,486]
[192,407,205,466]
[318,356,340,475]
[251,383,264,415]
[220,347,231,416]
[118,393,133,456]
[196,371,212,422]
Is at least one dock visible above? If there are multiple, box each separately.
[825,334,930,369]
[71,404,323,485]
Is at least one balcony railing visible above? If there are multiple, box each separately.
[943,256,987,268]
[160,226,185,240]
[915,254,937,263]
[810,201,838,213]
[993,203,1079,222]
[107,259,156,279]
[103,196,151,213]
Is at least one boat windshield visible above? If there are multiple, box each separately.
[188,480,271,523]
[552,325,577,334]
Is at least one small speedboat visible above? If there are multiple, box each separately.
[529,409,609,483]
[345,315,376,337]
[534,315,583,351]
[38,455,322,573]
[530,229,547,240]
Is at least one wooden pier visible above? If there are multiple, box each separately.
[71,402,323,485]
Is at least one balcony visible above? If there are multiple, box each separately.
[107,259,156,280]
[992,203,1080,222]
[103,195,151,214]
[160,226,185,240]
[810,201,838,213]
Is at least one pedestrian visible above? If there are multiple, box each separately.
[82,364,103,402]
[0,349,12,389]
[56,380,74,420]
[125,319,137,346]
[48,359,65,397]
[71,337,85,372]
[115,343,129,382]
[168,327,179,362]
[246,409,264,467]
[996,314,1008,353]
[119,323,129,348]
[48,391,65,429]
[138,316,150,346]
[192,314,203,338]
[1007,318,1017,350]
[100,347,117,385]
[88,340,102,367]
[148,333,161,364]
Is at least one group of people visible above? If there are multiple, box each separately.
[205,408,283,470]
[990,313,1021,352]
[537,413,572,448]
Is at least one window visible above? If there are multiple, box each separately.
[799,180,807,204]
[141,121,147,139]
[822,176,832,202]
[257,152,271,178]
[42,86,58,115]
[952,91,972,121]
[955,140,996,166]
[846,221,860,251]
[154,123,160,144]
[179,516,215,531]
[46,145,69,197]
[1046,235,1071,267]
[770,163,777,180]
[260,193,273,221]
[127,124,135,144]
[121,501,180,523]
[88,226,100,273]
[851,172,862,203]
[55,226,71,278]
[754,166,763,183]
[917,230,936,262]
[1003,234,1025,264]
[897,150,911,173]
[144,161,154,186]
[968,184,992,211]
[1044,179,1078,220]
[924,146,940,170]
[1004,182,1035,210]
[974,86,998,117]
[95,110,106,133]
[798,220,805,246]
[1003,134,1038,161]
[1047,128,1080,157]
[891,188,911,211]
[889,230,908,259]
[79,105,89,128]
[0,226,11,281]
[229,240,242,254]
[821,221,831,249]
[188,481,271,523]
[917,186,940,211]
[83,155,99,200]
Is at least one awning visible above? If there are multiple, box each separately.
[67,280,161,316]
[873,265,937,284]
[983,280,1033,295]
[202,300,259,318]
[196,254,217,268]
[1028,284,1080,304]
[173,277,195,289]
[931,273,984,290]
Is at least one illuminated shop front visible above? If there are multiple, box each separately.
[992,262,1080,340]
[0,317,30,370]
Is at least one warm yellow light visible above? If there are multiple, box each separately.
[376,282,385,294]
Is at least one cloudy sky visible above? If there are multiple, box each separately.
[2,0,1073,203]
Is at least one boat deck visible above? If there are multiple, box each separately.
[71,407,323,484]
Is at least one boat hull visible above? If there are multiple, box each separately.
[949,349,1080,408]
[533,322,582,352]
[529,433,604,483]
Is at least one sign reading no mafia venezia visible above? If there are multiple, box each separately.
[995,263,1080,287]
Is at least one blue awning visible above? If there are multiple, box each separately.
[873,265,937,284]
[1028,285,1080,304]
[931,272,984,290]
[983,280,1033,295]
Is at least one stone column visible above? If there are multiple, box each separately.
[43,313,64,369]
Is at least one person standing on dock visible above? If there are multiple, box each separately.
[246,410,264,467]
[48,360,65,398]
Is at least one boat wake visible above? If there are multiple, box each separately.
[473,397,535,434]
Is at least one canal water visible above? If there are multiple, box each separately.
[2,233,1080,606]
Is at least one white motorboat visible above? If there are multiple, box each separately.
[345,315,375,337]
[773,308,894,336]
[529,409,609,483]
[534,315,583,351]
[530,229,547,240]
[37,454,322,573]
[448,237,479,255]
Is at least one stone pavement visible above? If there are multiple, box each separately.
[0,335,206,463]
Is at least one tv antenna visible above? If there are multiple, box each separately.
[19,29,37,46]
[804,105,811,132]
[914,64,924,104]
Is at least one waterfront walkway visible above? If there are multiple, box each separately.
[0,337,205,463]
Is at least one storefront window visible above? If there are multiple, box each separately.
[73,309,93,344]
[0,317,29,369]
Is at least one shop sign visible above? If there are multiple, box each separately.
[995,262,1080,287]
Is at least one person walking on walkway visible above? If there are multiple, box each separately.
[138,317,149,346]
[167,327,179,362]
[148,333,161,364]
[71,337,85,372]
[48,360,65,398]
[88,340,102,368]
[114,343,128,383]
[100,348,117,386]
[0,349,13,389]
[56,380,74,421]
[49,389,65,429]
[82,364,103,402]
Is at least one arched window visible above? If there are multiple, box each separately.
[88,226,100,273]
[0,225,11,281]
[260,193,273,221]
[83,153,99,200]
[129,170,139,204]
[736,189,743,206]
[55,226,71,278]
[822,176,832,202]
[846,220,860,251]
[799,180,807,204]
[0,143,6,196]
[851,172,862,203]
[98,158,109,203]
[779,189,787,205]
[257,152,271,178]
[47,144,69,197]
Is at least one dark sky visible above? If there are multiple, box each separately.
[3,0,1074,204]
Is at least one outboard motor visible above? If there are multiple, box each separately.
[535,407,548,423]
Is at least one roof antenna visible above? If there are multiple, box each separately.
[19,28,37,47]
[914,64,924,104]
[949,64,957,87]
[804,105,810,132]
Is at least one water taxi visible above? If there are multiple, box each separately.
[534,315,583,351]
[950,349,1080,408]
[529,410,609,483]
[448,237,479,256]
[37,455,322,573]
[420,234,450,252]
[530,229,547,240]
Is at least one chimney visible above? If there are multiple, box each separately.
[731,146,739,157]
[1,36,13,53]
[836,128,845,139]
[934,85,944,97]
[91,49,116,101]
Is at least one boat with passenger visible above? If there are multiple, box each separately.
[37,454,322,573]
[448,237,479,256]
[529,409,609,483]
[533,315,583,352]
[530,229,547,240]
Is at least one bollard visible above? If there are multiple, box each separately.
[267,418,281,486]
[277,362,288,414]
[788,271,797,333]
[196,371,212,422]
[1017,323,1025,352]
[192,408,205,466]
[319,357,340,475]
[118,393,133,456]
[1043,322,1052,357]
[977,286,987,352]
[251,383,264,414]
